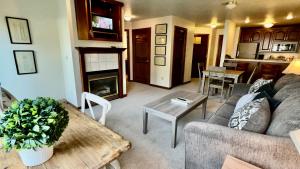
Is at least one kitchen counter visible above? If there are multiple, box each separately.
[225,58,291,64]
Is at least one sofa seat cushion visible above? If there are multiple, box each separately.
[273,82,300,102]
[207,114,229,126]
[225,95,241,106]
[274,74,300,91]
[267,95,300,137]
[228,98,271,133]
[215,103,235,119]
[208,103,235,126]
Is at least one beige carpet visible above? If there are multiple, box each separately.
[101,79,224,169]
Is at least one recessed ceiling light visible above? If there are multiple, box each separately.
[264,22,274,28]
[124,16,132,22]
[245,17,250,23]
[286,12,294,20]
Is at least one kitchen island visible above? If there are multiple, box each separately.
[224,58,290,82]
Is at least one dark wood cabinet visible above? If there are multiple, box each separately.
[251,31,261,42]
[240,29,252,43]
[286,29,300,41]
[261,31,272,52]
[239,25,300,53]
[273,30,286,41]
[74,0,124,42]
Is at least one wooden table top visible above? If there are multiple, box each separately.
[144,90,207,119]
[222,155,261,169]
[203,69,244,76]
[0,102,131,169]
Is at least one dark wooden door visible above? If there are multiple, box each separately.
[172,26,187,87]
[191,34,209,78]
[132,28,151,84]
[125,29,130,79]
[216,35,224,66]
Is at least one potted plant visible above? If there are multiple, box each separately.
[0,97,69,166]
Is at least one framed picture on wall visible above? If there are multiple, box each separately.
[155,24,167,34]
[13,50,37,75]
[154,56,166,66]
[155,46,166,55]
[155,35,167,45]
[6,17,32,44]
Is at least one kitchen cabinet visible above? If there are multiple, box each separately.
[286,29,300,41]
[239,25,300,53]
[261,31,273,52]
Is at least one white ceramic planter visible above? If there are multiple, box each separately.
[18,146,53,166]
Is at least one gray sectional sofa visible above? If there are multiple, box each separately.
[184,74,300,169]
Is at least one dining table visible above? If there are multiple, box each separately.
[0,102,131,169]
[199,69,245,94]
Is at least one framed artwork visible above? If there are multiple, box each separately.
[155,46,166,55]
[154,56,166,66]
[6,17,32,44]
[13,50,37,75]
[155,35,167,45]
[155,24,167,34]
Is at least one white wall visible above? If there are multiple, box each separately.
[59,0,127,106]
[130,16,174,87]
[0,0,65,100]
[220,20,236,66]
[212,29,224,66]
[128,16,195,87]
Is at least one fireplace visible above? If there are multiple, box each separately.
[76,47,126,100]
[88,71,119,100]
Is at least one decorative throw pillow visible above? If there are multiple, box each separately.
[248,78,273,94]
[234,93,259,113]
[255,82,277,97]
[254,91,281,112]
[228,98,271,133]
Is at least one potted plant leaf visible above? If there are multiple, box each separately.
[0,97,69,166]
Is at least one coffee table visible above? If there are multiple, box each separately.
[143,90,208,148]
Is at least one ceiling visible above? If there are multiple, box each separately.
[119,0,300,27]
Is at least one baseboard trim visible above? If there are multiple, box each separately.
[183,81,191,84]
[149,84,172,89]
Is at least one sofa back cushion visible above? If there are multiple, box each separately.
[273,82,300,102]
[208,103,235,126]
[267,95,300,137]
[274,74,300,91]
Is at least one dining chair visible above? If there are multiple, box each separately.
[223,62,238,70]
[207,66,226,101]
[81,92,120,169]
[227,65,257,97]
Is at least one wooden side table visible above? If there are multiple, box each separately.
[222,155,262,169]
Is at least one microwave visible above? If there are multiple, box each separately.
[271,42,298,53]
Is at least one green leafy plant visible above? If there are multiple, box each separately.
[0,97,69,151]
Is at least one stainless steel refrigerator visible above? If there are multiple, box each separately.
[236,43,259,59]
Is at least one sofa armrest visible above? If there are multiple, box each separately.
[184,122,300,169]
[232,83,251,96]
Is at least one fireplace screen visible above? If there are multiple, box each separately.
[88,75,118,99]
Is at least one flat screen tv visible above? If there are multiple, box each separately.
[92,15,113,30]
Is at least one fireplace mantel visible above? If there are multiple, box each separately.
[76,47,127,100]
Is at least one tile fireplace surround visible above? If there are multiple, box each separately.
[76,47,126,100]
